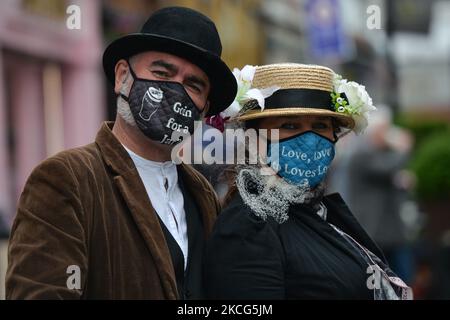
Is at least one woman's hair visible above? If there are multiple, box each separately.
[220,118,261,207]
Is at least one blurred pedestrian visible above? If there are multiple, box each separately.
[346,106,417,284]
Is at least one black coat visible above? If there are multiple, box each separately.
[204,193,387,299]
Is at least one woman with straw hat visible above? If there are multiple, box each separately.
[204,63,412,299]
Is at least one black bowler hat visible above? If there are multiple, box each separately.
[103,6,237,116]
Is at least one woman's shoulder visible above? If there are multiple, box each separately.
[205,192,286,299]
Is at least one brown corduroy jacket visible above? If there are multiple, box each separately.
[6,122,220,299]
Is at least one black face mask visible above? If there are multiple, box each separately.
[120,62,203,146]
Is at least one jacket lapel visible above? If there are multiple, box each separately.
[95,122,178,299]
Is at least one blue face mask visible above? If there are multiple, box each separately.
[267,131,336,188]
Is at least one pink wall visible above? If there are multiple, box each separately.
[0,0,105,224]
[0,52,12,224]
[62,64,105,150]
[9,57,47,200]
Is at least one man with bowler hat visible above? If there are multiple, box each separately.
[6,6,237,299]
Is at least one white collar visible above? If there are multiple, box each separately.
[122,145,175,169]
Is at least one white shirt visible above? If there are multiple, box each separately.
[124,146,188,270]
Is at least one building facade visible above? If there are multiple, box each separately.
[0,0,104,228]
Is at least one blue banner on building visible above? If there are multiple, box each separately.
[305,0,349,61]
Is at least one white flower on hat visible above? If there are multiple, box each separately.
[331,73,377,134]
[206,65,279,131]
[221,65,280,119]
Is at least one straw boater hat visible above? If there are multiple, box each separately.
[236,63,355,129]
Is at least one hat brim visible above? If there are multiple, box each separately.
[102,33,237,117]
[235,108,355,129]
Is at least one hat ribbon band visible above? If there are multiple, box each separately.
[264,88,333,111]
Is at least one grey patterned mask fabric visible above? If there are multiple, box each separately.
[120,63,202,146]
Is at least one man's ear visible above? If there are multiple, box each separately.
[114,59,129,94]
